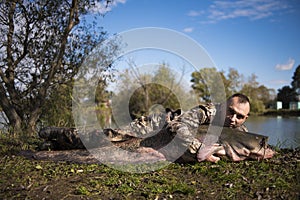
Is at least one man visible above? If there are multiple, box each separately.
[173,93,252,162]
[148,93,251,162]
[220,93,250,131]
[128,93,254,163]
[171,93,273,163]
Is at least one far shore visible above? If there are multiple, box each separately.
[262,109,300,116]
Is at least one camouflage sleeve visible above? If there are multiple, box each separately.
[129,112,167,136]
[167,103,217,152]
[177,103,216,129]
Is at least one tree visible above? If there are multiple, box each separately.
[0,0,118,135]
[277,65,300,107]
[256,85,276,108]
[219,71,231,98]
[191,68,226,103]
[291,65,300,90]
[291,65,300,101]
[226,67,243,95]
[111,63,196,126]
[277,86,294,109]
[191,68,276,113]
[191,70,209,102]
[240,74,266,113]
[40,81,74,127]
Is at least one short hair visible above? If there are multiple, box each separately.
[227,93,250,105]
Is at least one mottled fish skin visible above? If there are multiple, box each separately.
[39,127,85,150]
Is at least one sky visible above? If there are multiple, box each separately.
[92,0,300,91]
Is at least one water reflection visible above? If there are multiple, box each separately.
[245,116,300,149]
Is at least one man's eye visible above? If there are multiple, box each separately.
[228,108,235,115]
[236,114,245,119]
[228,108,245,119]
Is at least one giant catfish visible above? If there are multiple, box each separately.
[37,125,275,163]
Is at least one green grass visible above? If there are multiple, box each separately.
[0,134,299,199]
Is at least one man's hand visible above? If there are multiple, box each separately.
[197,143,226,163]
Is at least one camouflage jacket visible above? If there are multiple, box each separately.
[129,103,248,155]
[177,103,248,155]
[130,103,248,134]
[128,108,182,136]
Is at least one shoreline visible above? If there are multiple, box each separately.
[262,109,300,116]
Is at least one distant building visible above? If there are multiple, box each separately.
[276,101,282,110]
[289,102,300,110]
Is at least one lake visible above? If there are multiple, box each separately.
[245,116,300,149]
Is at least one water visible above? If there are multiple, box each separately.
[245,116,300,149]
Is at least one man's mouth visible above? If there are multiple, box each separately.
[229,124,236,128]
[224,121,235,128]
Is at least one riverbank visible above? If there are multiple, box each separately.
[0,135,299,199]
[263,109,300,116]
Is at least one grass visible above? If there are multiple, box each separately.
[0,134,299,199]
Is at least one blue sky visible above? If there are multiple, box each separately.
[94,0,300,91]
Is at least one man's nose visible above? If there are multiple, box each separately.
[230,114,237,121]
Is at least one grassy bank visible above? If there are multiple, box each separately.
[0,135,299,199]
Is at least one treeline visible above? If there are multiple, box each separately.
[38,63,299,130]
[110,64,277,122]
[277,65,300,109]
[191,67,276,113]
[40,64,279,129]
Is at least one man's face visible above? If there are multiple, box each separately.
[223,97,250,128]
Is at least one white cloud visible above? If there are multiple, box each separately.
[187,10,203,17]
[198,0,290,23]
[270,79,289,85]
[183,27,194,33]
[275,58,295,70]
[88,0,126,14]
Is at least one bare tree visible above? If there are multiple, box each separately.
[0,0,118,135]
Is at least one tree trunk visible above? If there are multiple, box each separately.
[0,85,22,134]
[26,108,42,136]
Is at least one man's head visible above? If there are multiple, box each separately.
[223,93,250,128]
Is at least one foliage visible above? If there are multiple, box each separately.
[191,68,226,103]
[0,0,118,135]
[239,74,274,113]
[277,65,300,108]
[95,101,112,128]
[226,68,243,94]
[191,68,275,113]
[277,86,294,109]
[129,83,181,118]
[39,82,74,127]
[112,63,197,123]
[291,65,300,93]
